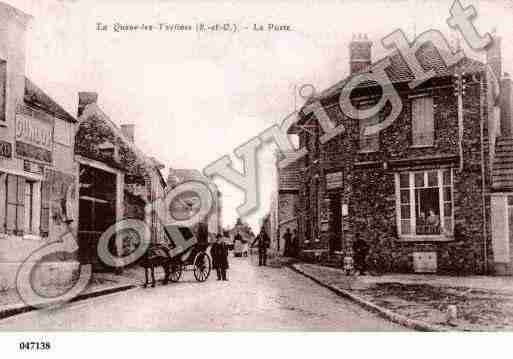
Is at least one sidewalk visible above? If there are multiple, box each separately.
[0,267,146,320]
[293,263,513,331]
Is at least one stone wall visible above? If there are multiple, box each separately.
[296,74,493,274]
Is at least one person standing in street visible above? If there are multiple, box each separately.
[211,233,229,280]
[234,231,243,245]
[256,228,270,266]
[352,234,369,275]
[283,228,292,257]
[291,229,299,257]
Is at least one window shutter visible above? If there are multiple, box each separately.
[40,180,51,236]
[0,60,6,122]
[16,177,25,235]
[5,175,17,232]
[0,174,5,233]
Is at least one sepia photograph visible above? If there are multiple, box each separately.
[0,0,512,357]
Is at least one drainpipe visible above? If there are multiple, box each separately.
[480,71,488,274]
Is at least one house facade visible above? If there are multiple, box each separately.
[0,3,80,288]
[290,34,509,274]
[75,92,167,270]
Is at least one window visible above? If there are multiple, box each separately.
[396,169,453,237]
[4,175,25,235]
[358,103,379,152]
[0,60,6,122]
[411,96,434,147]
[2,175,41,236]
[25,181,36,234]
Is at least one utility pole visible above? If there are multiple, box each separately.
[454,71,468,172]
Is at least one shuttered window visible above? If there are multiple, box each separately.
[412,97,434,146]
[0,60,6,122]
[40,179,51,237]
[5,175,25,235]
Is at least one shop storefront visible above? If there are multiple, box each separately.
[0,3,78,288]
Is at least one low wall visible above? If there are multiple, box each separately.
[0,236,79,290]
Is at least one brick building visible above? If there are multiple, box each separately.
[289,33,511,274]
[0,3,80,288]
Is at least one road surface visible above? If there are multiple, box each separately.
[0,256,405,330]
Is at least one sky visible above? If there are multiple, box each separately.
[5,0,513,232]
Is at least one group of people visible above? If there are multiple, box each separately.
[211,227,373,278]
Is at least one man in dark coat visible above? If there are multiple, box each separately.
[291,229,299,257]
[256,228,270,266]
[211,233,229,280]
[283,228,292,257]
[352,235,369,275]
[234,231,243,244]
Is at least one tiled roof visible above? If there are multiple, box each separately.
[24,77,76,123]
[493,137,513,190]
[314,43,484,101]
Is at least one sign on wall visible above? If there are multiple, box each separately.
[15,114,53,163]
[0,140,12,158]
[23,160,44,175]
[326,171,343,190]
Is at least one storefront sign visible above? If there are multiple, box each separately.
[15,114,53,163]
[0,140,12,158]
[24,160,44,175]
[326,171,343,189]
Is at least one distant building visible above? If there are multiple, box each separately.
[274,151,301,255]
[167,168,222,236]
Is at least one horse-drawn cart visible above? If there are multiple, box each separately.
[140,227,212,287]
[168,242,211,282]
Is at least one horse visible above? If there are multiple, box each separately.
[139,243,174,288]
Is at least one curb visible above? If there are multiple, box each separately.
[290,264,447,332]
[0,283,137,321]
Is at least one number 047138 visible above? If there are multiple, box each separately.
[19,341,51,350]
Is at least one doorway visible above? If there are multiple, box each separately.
[78,164,117,270]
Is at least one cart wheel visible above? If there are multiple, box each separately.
[193,252,211,282]
[169,263,183,282]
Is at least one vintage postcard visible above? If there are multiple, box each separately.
[0,0,512,356]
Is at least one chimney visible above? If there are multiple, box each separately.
[486,30,502,81]
[121,124,135,142]
[487,30,513,137]
[78,92,98,117]
[349,33,372,75]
